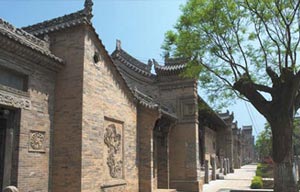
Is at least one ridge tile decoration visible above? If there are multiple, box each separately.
[28,130,46,153]
[0,19,49,50]
[112,49,154,77]
[22,0,94,36]
[104,122,124,179]
[0,18,64,64]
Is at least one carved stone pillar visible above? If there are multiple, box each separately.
[219,157,223,173]
[211,157,216,180]
[204,160,209,184]
[223,158,227,175]
[227,158,230,174]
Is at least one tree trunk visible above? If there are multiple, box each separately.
[274,157,297,191]
[271,117,297,192]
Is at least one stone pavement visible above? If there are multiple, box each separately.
[203,164,257,192]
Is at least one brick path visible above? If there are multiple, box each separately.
[203,164,257,192]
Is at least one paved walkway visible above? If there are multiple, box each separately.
[203,164,257,192]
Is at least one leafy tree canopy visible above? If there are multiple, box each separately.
[163,0,300,112]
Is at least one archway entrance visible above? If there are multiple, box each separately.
[153,117,171,189]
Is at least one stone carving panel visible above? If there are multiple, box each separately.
[0,90,31,110]
[29,130,45,152]
[178,97,196,122]
[104,121,123,179]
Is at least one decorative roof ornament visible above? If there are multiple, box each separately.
[147,59,153,70]
[152,59,159,66]
[116,39,122,50]
[84,0,94,21]
[22,0,95,35]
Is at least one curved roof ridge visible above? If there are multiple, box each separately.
[22,0,93,36]
[133,88,177,119]
[153,59,186,75]
[165,57,189,66]
[112,48,154,78]
[0,18,63,64]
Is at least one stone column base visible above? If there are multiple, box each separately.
[170,179,203,192]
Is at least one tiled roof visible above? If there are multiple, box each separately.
[165,57,189,66]
[242,125,253,130]
[133,88,158,109]
[198,96,227,129]
[154,59,186,76]
[22,0,93,36]
[112,48,154,78]
[133,88,177,120]
[218,110,234,121]
[0,18,63,64]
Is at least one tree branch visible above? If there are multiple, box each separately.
[254,21,269,68]
[233,76,271,120]
[266,67,280,86]
[245,0,283,72]
[199,59,234,89]
[252,83,274,93]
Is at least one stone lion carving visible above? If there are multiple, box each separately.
[104,124,123,178]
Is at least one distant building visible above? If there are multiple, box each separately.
[242,125,256,164]
[232,122,242,169]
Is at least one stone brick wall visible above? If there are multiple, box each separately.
[232,129,242,169]
[158,79,203,192]
[204,126,216,168]
[81,26,138,192]
[216,127,233,172]
[0,50,57,192]
[137,106,159,192]
[242,128,255,164]
[204,127,216,156]
[50,26,85,192]
[49,25,139,192]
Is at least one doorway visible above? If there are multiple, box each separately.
[153,117,171,189]
[0,117,7,190]
[0,107,19,190]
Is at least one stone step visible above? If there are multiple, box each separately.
[155,189,177,192]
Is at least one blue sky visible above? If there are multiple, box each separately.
[0,0,265,137]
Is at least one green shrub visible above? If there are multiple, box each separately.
[256,169,263,177]
[255,163,273,178]
[251,176,263,189]
[257,163,262,169]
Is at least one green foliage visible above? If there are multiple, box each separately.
[293,117,300,155]
[251,176,263,189]
[162,0,300,108]
[256,167,263,177]
[256,119,300,158]
[256,163,273,178]
[255,124,272,159]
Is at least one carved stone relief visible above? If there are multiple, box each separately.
[178,97,196,122]
[183,103,195,116]
[0,90,31,110]
[29,130,45,152]
[104,123,123,179]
